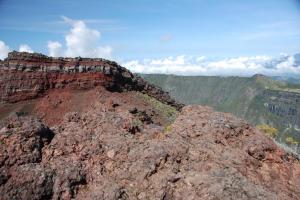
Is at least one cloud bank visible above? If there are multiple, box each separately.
[123,54,300,77]
[0,41,34,59]
[0,41,10,60]
[1,16,299,78]
[47,16,112,58]
[1,35,299,77]
[19,44,33,53]
[47,41,63,57]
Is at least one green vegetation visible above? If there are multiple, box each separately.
[138,93,179,125]
[286,136,299,145]
[141,74,267,117]
[256,124,278,138]
[164,125,172,133]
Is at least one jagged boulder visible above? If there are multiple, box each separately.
[0,116,55,200]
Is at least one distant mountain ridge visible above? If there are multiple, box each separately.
[142,73,300,154]
[272,76,300,84]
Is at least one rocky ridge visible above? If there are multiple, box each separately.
[0,52,300,200]
[0,51,182,110]
[1,104,300,200]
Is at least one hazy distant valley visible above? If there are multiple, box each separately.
[142,74,300,155]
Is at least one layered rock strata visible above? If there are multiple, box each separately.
[0,51,182,110]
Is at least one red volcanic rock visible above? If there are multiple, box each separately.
[0,70,111,103]
[0,51,183,110]
[1,52,300,199]
[1,103,300,199]
[0,116,54,166]
[0,116,55,199]
[169,106,300,199]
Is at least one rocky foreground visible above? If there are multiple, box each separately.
[0,52,300,200]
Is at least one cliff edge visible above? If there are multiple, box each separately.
[0,51,182,110]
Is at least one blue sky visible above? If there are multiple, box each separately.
[0,0,300,76]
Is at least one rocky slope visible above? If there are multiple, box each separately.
[0,52,300,200]
[142,74,300,155]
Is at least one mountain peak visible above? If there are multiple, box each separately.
[252,74,267,79]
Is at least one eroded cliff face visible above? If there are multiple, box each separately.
[246,89,300,152]
[0,51,182,110]
[258,90,300,128]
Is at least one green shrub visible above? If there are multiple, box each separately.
[285,136,299,145]
[139,93,179,125]
[256,124,278,138]
[164,125,172,133]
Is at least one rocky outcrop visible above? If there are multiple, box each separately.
[0,104,300,200]
[0,116,55,199]
[0,51,183,109]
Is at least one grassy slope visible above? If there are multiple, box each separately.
[141,74,265,117]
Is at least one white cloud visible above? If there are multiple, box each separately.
[0,40,10,59]
[47,41,63,57]
[47,16,112,58]
[19,44,33,53]
[196,56,205,62]
[122,54,300,77]
[150,55,186,65]
[276,56,298,73]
